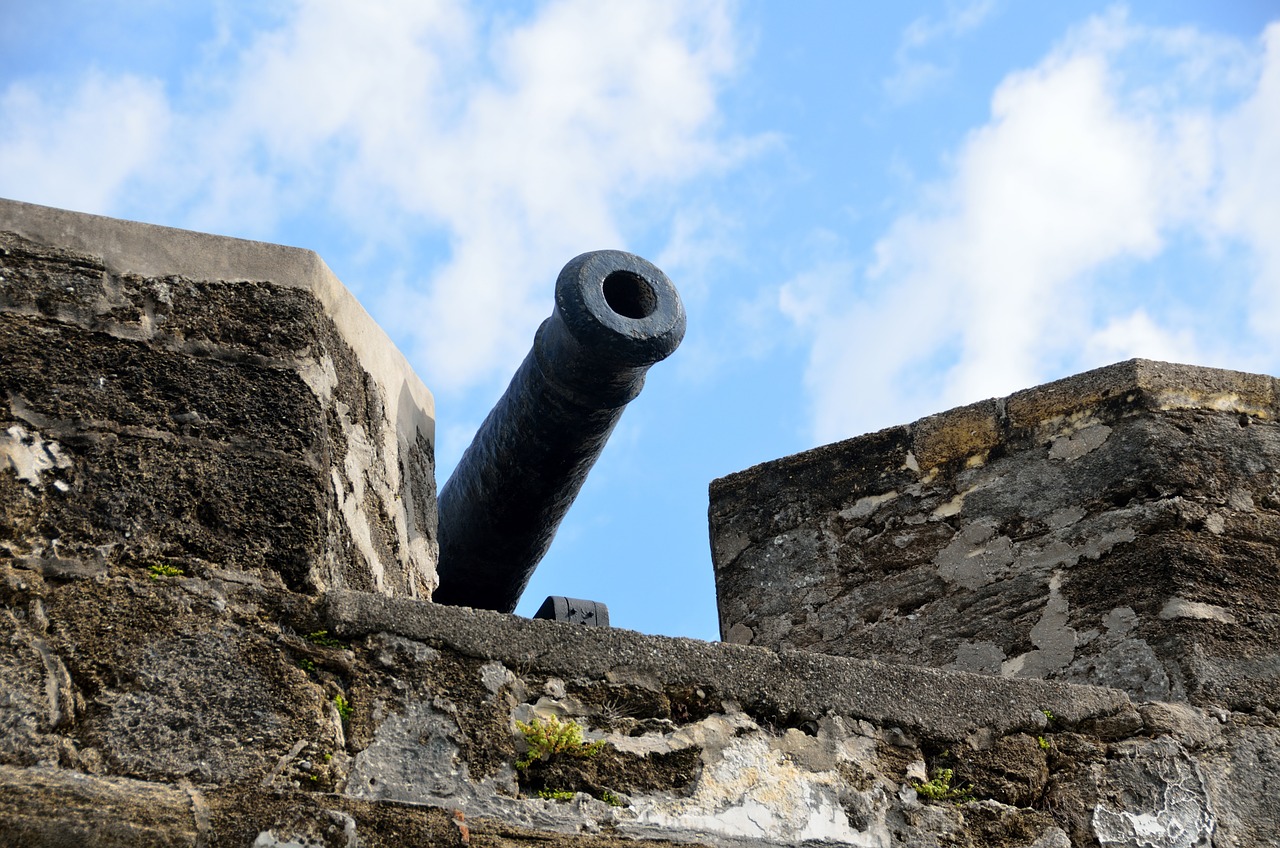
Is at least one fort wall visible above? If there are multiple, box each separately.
[2,202,1277,846]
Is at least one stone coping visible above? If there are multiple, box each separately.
[323,589,1137,744]
[712,358,1278,491]
[0,197,434,437]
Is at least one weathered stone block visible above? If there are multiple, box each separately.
[0,544,1268,845]
[710,360,1280,709]
[0,198,437,597]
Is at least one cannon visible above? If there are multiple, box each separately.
[433,250,686,613]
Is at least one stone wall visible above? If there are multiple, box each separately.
[0,199,437,597]
[711,360,1280,712]
[8,564,1269,846]
[4,202,1279,846]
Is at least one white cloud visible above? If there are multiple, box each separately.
[0,72,171,215]
[389,0,748,391]
[1084,309,1199,364]
[1214,23,1280,337]
[0,0,751,397]
[789,12,1280,445]
[902,0,997,49]
[176,0,750,392]
[884,0,997,102]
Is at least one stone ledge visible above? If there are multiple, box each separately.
[711,359,1280,493]
[323,590,1137,743]
[0,562,1255,846]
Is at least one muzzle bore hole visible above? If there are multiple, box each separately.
[603,271,658,320]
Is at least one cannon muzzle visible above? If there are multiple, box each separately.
[433,250,686,612]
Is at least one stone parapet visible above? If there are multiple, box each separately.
[6,554,1272,846]
[0,198,437,597]
[710,360,1280,711]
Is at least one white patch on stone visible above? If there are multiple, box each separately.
[840,491,899,521]
[630,734,888,845]
[1048,424,1112,461]
[934,522,1013,590]
[905,758,929,783]
[1002,572,1076,678]
[480,662,516,696]
[1160,598,1236,624]
[348,700,511,803]
[1046,506,1087,529]
[1155,390,1268,419]
[1103,607,1139,636]
[1080,526,1137,560]
[324,385,438,599]
[1092,738,1214,848]
[1227,488,1255,512]
[252,833,323,848]
[902,452,920,473]
[931,493,965,518]
[330,466,385,593]
[1204,513,1225,535]
[607,711,757,758]
[1,425,72,487]
[1030,828,1073,848]
[297,354,338,404]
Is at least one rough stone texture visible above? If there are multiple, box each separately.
[0,198,437,597]
[710,359,1280,714]
[5,555,1265,846]
[4,207,1277,846]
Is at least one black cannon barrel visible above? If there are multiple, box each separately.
[433,250,686,612]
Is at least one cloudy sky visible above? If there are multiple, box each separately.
[2,1,1277,640]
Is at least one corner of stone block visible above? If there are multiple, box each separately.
[910,399,1002,471]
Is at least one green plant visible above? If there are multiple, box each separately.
[534,789,576,801]
[147,562,183,579]
[913,768,973,803]
[1038,735,1051,751]
[305,630,344,648]
[297,658,317,673]
[333,693,353,720]
[600,790,625,807]
[1041,708,1056,723]
[515,715,605,770]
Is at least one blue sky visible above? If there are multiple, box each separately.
[2,1,1277,640]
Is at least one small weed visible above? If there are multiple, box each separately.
[534,789,576,801]
[333,693,353,720]
[913,768,973,803]
[600,790,625,807]
[515,715,605,770]
[1038,735,1051,751]
[305,630,344,648]
[1041,708,1056,723]
[322,753,332,762]
[147,563,183,580]
[297,659,317,673]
